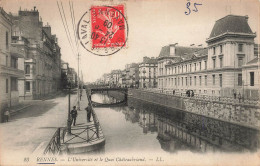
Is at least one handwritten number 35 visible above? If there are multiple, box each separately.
[185,2,202,15]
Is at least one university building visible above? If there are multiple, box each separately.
[158,15,258,99]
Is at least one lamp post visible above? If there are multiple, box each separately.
[67,81,71,134]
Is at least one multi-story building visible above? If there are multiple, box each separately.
[61,60,69,88]
[125,63,139,88]
[157,44,205,92]
[139,56,158,88]
[110,69,121,87]
[0,7,24,121]
[10,7,62,99]
[158,15,258,99]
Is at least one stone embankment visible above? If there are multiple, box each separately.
[128,89,260,130]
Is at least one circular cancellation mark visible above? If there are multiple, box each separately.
[77,5,129,56]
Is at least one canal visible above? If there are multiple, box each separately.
[91,93,259,154]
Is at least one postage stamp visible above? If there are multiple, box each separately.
[77,5,128,56]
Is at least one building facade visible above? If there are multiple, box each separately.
[10,7,62,99]
[125,63,139,88]
[158,15,258,99]
[139,56,158,88]
[0,7,24,121]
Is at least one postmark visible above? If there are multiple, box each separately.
[77,5,128,56]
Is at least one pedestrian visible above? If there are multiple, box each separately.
[233,91,237,99]
[4,109,10,122]
[70,106,77,126]
[85,104,92,122]
[238,93,241,103]
[191,90,194,97]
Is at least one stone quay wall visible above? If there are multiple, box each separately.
[107,91,126,101]
[129,89,260,130]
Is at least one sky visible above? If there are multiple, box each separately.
[1,0,259,82]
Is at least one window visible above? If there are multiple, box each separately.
[175,67,177,73]
[190,76,192,86]
[199,62,201,70]
[194,76,196,86]
[175,78,177,86]
[194,63,196,71]
[11,77,17,91]
[6,31,9,49]
[190,64,192,72]
[238,74,242,86]
[238,58,243,67]
[11,57,18,69]
[182,77,183,86]
[219,74,222,87]
[182,66,183,73]
[238,44,243,52]
[6,79,8,93]
[213,59,216,69]
[6,55,8,66]
[178,77,180,86]
[33,81,36,90]
[250,72,254,86]
[186,65,187,72]
[213,47,216,55]
[212,75,215,85]
[204,60,207,70]
[186,77,188,86]
[205,75,207,86]
[25,65,30,74]
[199,76,202,86]
[219,57,223,68]
[220,45,223,53]
[26,81,30,91]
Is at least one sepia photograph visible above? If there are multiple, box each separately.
[0,0,259,165]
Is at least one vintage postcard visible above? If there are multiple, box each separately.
[0,0,259,165]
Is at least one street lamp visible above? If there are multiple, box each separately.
[67,81,72,134]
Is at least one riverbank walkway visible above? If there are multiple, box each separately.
[43,89,105,155]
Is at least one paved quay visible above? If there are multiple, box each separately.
[61,90,105,154]
[0,91,77,160]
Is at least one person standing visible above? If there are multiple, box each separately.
[4,109,10,122]
[70,106,77,126]
[85,104,92,122]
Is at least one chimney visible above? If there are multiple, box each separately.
[245,15,249,22]
[169,44,177,56]
[143,56,149,63]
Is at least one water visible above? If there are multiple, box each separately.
[91,93,259,154]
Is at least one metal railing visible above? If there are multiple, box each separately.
[43,128,62,155]
[139,88,260,106]
[44,89,105,155]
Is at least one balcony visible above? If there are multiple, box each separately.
[0,65,24,78]
[25,58,36,63]
[10,45,25,58]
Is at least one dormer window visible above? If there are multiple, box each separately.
[213,47,216,55]
[238,44,243,52]
[220,45,223,53]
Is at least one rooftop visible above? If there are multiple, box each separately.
[159,45,205,58]
[209,15,254,38]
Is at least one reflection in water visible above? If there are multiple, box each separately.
[93,94,259,153]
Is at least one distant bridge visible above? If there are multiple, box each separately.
[89,88,128,107]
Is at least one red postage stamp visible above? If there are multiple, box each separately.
[90,5,126,49]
